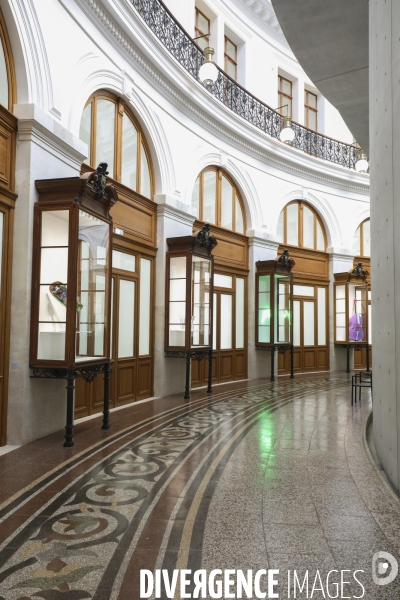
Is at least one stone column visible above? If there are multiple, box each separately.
[7,104,86,445]
[370,0,400,488]
[247,230,280,380]
[153,195,196,398]
[327,248,356,372]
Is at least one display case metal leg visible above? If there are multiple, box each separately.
[346,346,351,373]
[290,344,294,379]
[207,349,213,394]
[184,353,191,400]
[270,347,275,382]
[102,361,111,430]
[64,370,75,447]
[366,345,371,372]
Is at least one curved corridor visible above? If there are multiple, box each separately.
[0,376,398,599]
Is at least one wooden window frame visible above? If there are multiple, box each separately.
[194,167,246,234]
[195,7,210,48]
[224,35,237,81]
[82,91,154,198]
[279,201,327,251]
[304,89,318,131]
[355,218,370,258]
[278,75,292,119]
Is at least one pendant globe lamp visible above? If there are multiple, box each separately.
[355,151,369,173]
[279,116,295,144]
[199,47,218,85]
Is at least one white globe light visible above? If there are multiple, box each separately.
[279,117,295,144]
[199,47,218,85]
[355,152,369,173]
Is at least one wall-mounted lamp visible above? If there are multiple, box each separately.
[275,104,295,144]
[355,151,369,173]
[199,47,218,85]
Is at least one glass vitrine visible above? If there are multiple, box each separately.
[334,263,369,345]
[30,165,118,446]
[256,249,294,380]
[165,224,217,398]
[256,250,294,347]
[31,170,115,368]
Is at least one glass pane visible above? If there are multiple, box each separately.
[259,275,270,294]
[198,12,210,34]
[76,210,109,360]
[368,303,372,344]
[0,37,9,109]
[308,110,317,131]
[41,211,69,247]
[38,323,66,360]
[140,143,151,198]
[335,285,346,341]
[226,38,236,60]
[221,176,233,230]
[118,279,135,358]
[303,302,315,346]
[353,227,361,255]
[214,273,232,288]
[110,278,114,358]
[96,99,115,178]
[303,205,314,248]
[293,301,300,346]
[192,256,211,346]
[236,278,244,348]
[275,276,291,343]
[139,258,151,356]
[308,92,317,108]
[317,287,326,345]
[235,196,244,233]
[281,78,291,95]
[220,294,232,349]
[79,104,92,165]
[40,248,68,284]
[293,285,314,297]
[258,275,270,343]
[316,220,325,250]
[277,210,284,242]
[286,203,298,245]
[349,284,367,341]
[363,220,371,256]
[227,61,236,79]
[112,250,136,273]
[121,116,138,191]
[203,171,216,224]
[170,256,186,279]
[192,177,200,217]
[39,284,67,322]
[169,256,186,347]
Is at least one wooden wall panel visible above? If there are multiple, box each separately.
[279,245,329,280]
[137,360,152,398]
[117,363,136,404]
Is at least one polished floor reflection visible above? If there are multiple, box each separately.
[0,375,398,599]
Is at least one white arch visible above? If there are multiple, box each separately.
[3,0,53,109]
[272,188,342,248]
[184,149,261,231]
[67,65,175,196]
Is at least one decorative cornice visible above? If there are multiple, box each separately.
[80,0,369,195]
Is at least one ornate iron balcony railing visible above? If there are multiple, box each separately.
[131,0,361,171]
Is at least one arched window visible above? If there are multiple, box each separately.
[79,92,153,199]
[353,219,370,257]
[191,167,246,234]
[0,9,16,111]
[277,201,326,251]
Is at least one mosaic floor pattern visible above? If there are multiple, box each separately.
[0,375,398,599]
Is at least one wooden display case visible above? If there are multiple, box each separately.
[30,164,118,445]
[255,249,295,380]
[165,224,217,398]
[334,262,370,372]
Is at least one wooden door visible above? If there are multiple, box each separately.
[279,283,329,374]
[191,273,247,387]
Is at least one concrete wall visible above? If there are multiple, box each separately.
[370,0,400,491]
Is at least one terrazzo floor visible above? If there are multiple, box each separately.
[0,374,398,599]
